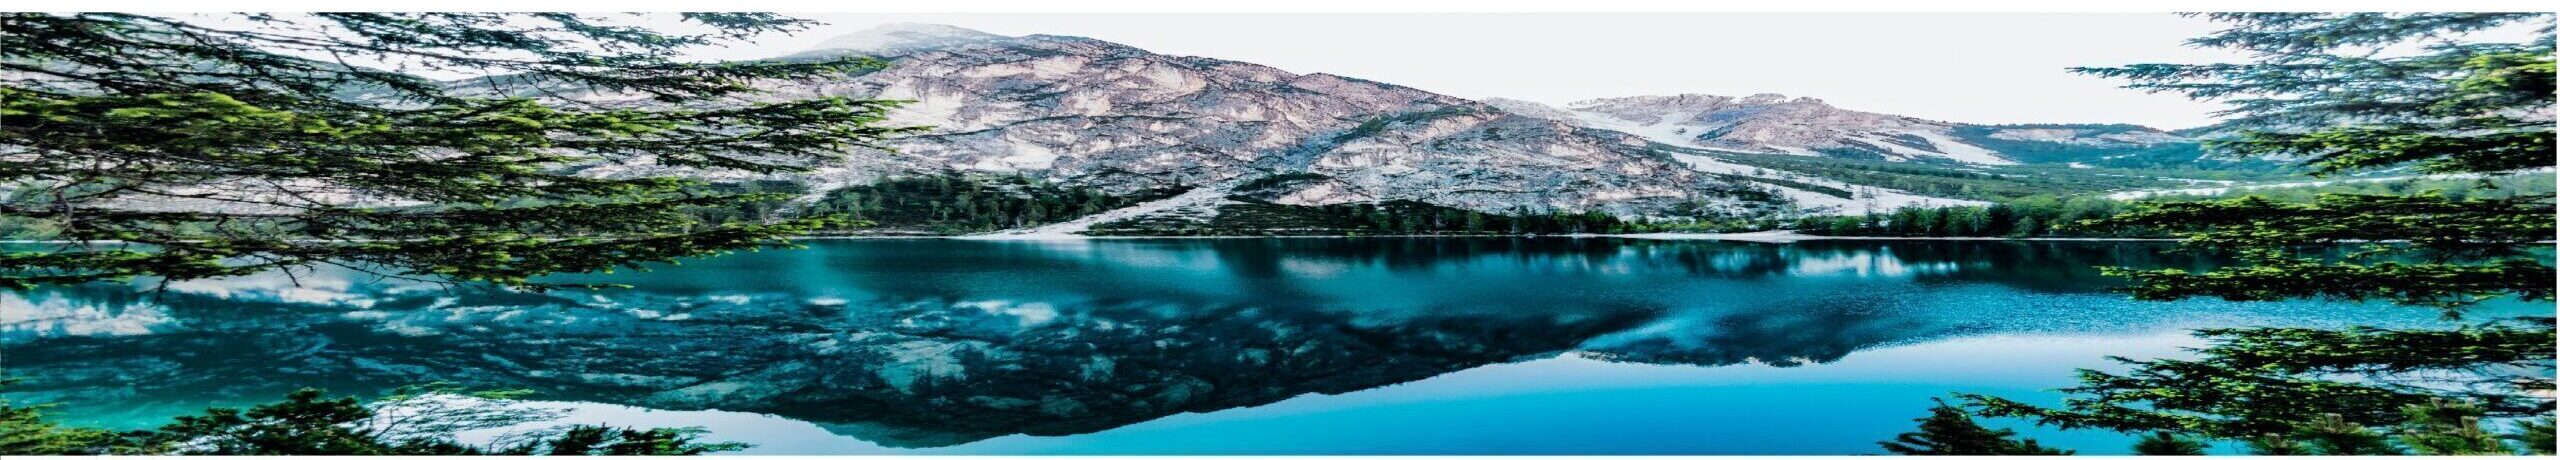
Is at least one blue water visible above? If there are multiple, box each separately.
[1,238,2521,454]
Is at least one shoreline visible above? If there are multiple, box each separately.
[775,230,2185,243]
[0,231,2184,244]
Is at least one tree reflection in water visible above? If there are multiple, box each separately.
[2,238,2418,448]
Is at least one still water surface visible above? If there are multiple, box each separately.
[2,238,2513,454]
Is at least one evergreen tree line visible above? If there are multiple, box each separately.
[1084,198,1778,236]
[1697,150,2299,202]
[1085,200,1662,236]
[1882,397,2554,455]
[674,180,815,229]
[803,174,1183,234]
[1792,195,2144,238]
[1793,174,2553,238]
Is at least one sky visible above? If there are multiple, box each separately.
[662,13,2251,129]
[181,13,2253,129]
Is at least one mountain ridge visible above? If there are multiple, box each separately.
[529,23,2241,231]
[1482,94,2199,166]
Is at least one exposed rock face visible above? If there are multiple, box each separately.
[684,24,1743,216]
[508,24,2219,223]
[1490,95,2196,165]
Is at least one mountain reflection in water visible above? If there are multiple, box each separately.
[0,238,2494,453]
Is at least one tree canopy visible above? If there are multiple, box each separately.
[1931,13,2556,456]
[1,13,920,290]
[1878,401,2072,455]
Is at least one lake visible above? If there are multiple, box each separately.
[1,238,2517,454]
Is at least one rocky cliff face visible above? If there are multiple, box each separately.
[542,24,2219,224]
[1488,95,2197,166]
[646,24,1748,217]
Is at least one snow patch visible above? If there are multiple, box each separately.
[1900,130,2014,165]
[965,183,1237,238]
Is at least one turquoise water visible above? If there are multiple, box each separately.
[1,238,2519,454]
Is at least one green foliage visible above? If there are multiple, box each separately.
[673,180,821,229]
[2086,191,2553,314]
[2131,431,2209,455]
[1690,149,2294,202]
[2184,173,2556,203]
[1931,16,2558,454]
[1791,174,2555,241]
[2077,13,2553,176]
[0,380,118,455]
[1878,401,2072,455]
[1085,199,1663,236]
[2101,257,2553,315]
[1945,124,2232,171]
[1966,323,2554,443]
[2396,400,2509,455]
[1703,172,1854,200]
[0,13,921,290]
[0,383,742,455]
[2242,435,2312,455]
[539,425,743,456]
[1794,195,2145,238]
[2292,414,2403,455]
[806,174,1181,234]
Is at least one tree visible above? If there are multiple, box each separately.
[0,13,922,290]
[2396,400,2512,455]
[0,390,116,455]
[1949,12,2556,456]
[2010,216,2041,237]
[1878,401,2072,455]
[2063,13,2556,315]
[0,383,743,455]
[2131,431,2208,455]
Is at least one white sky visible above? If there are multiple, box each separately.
[175,12,2255,129]
[668,13,2252,129]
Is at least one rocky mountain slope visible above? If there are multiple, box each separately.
[542,24,2245,228]
[613,23,1779,218]
[1482,95,2199,166]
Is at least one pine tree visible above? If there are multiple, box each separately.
[2294,413,2402,455]
[1878,401,2072,455]
[2396,400,2512,455]
[2066,13,2555,315]
[1954,12,2555,455]
[2131,431,2209,455]
[2243,435,2312,455]
[1,13,920,290]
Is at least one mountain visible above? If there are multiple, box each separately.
[537,24,2261,229]
[673,23,1777,218]
[1482,95,2201,167]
